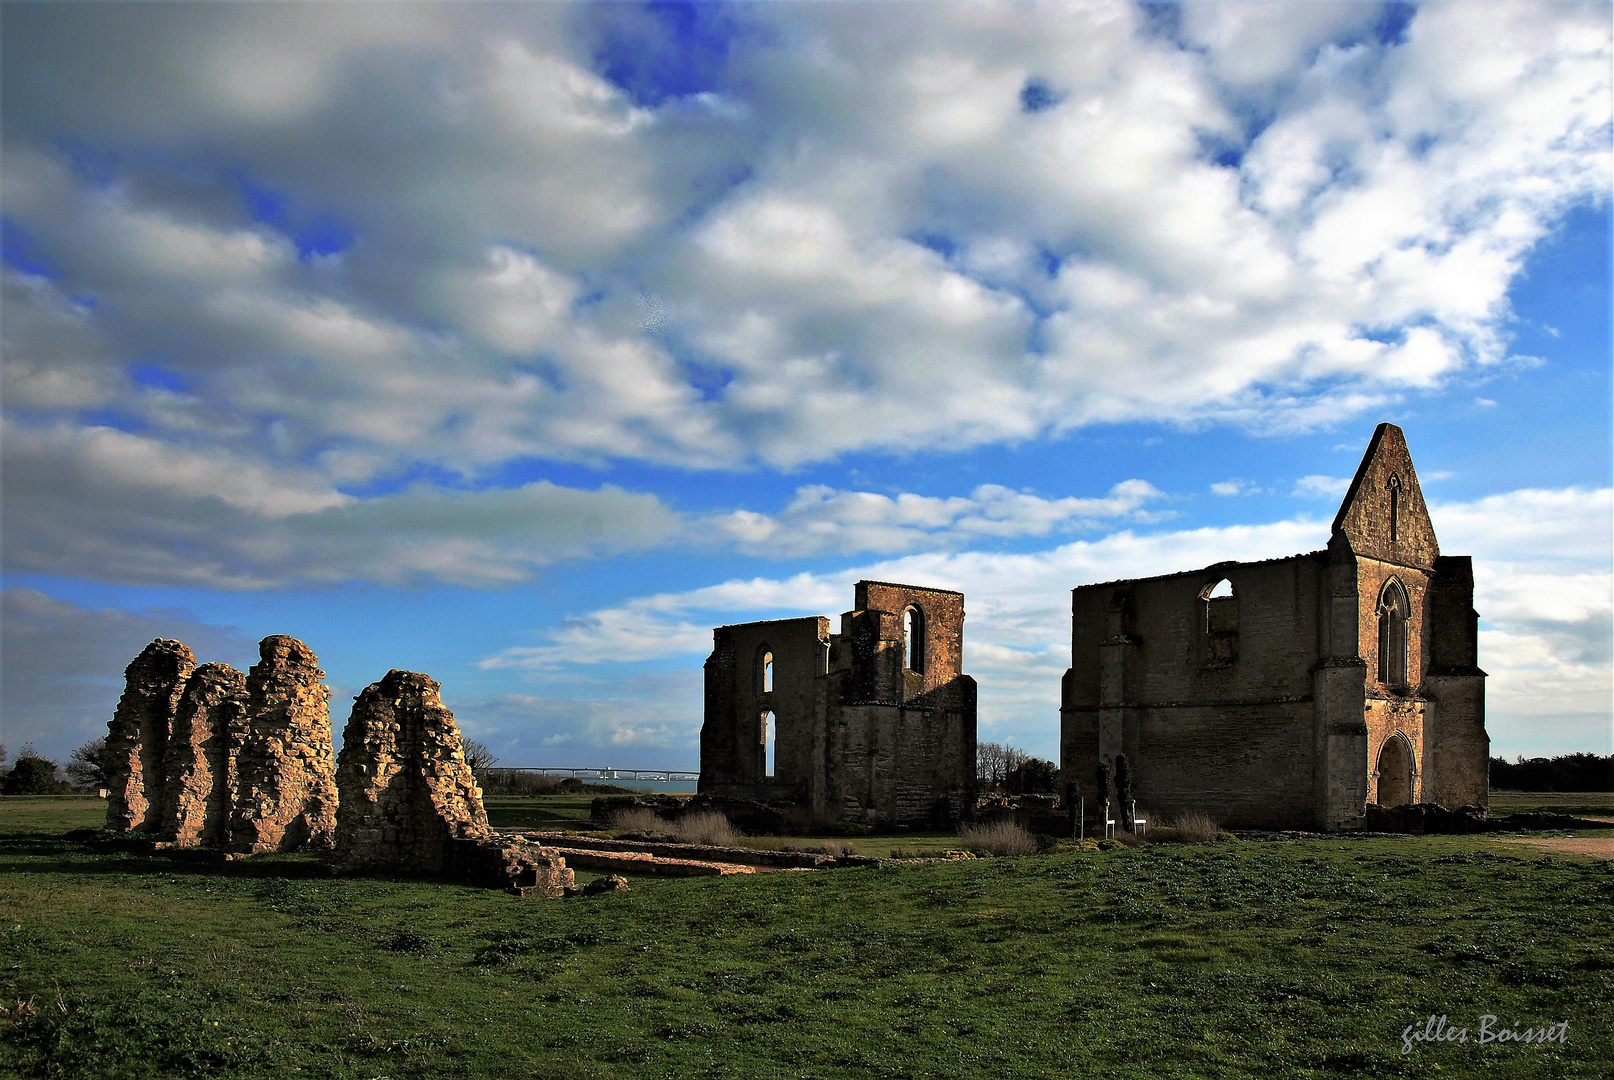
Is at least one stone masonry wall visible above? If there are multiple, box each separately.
[232,636,339,853]
[104,640,196,833]
[157,662,247,847]
[334,669,491,874]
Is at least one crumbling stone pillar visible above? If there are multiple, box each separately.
[157,663,247,847]
[334,669,491,873]
[104,640,196,833]
[231,636,339,853]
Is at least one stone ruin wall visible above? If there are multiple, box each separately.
[335,669,572,897]
[232,636,339,853]
[104,639,196,834]
[335,670,492,872]
[103,638,573,897]
[157,662,247,848]
[104,636,337,853]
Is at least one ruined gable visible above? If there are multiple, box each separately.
[1331,422,1439,570]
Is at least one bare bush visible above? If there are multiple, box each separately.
[610,808,738,847]
[957,819,1038,857]
[671,811,737,847]
[1153,811,1220,844]
[610,807,672,837]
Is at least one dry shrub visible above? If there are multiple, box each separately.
[1152,810,1220,844]
[957,819,1038,857]
[610,807,672,837]
[670,811,738,847]
[612,807,738,846]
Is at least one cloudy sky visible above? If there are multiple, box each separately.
[3,0,1609,770]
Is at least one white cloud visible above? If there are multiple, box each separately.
[1211,478,1262,496]
[1293,474,1353,499]
[709,479,1168,557]
[2,423,683,588]
[0,0,1605,487]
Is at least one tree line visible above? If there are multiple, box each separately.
[1489,753,1612,792]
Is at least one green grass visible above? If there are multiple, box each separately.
[2,797,1610,1079]
[1489,791,1614,818]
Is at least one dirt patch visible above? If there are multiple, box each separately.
[1488,835,1614,860]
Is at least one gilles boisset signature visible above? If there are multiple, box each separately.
[1402,1015,1570,1055]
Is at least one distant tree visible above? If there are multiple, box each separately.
[0,742,7,769]
[1007,756,1059,795]
[977,742,1006,790]
[65,738,109,790]
[978,742,1036,792]
[3,746,68,795]
[462,739,499,774]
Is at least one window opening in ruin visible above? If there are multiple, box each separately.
[904,606,925,674]
[1375,734,1414,807]
[1201,578,1237,634]
[1387,474,1401,542]
[1377,579,1410,688]
[761,710,775,778]
[759,648,773,694]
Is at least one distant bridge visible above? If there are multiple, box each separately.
[491,766,700,783]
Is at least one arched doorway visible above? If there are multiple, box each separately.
[1375,735,1414,807]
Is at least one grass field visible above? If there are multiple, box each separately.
[2,796,1610,1079]
[1488,791,1614,818]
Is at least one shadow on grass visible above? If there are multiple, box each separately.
[0,830,333,881]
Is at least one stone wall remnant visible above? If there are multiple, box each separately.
[232,636,339,853]
[334,669,574,896]
[334,669,491,873]
[104,640,196,833]
[156,663,247,847]
[699,581,978,829]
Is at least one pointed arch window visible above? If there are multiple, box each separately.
[1377,579,1410,689]
[903,606,925,674]
[758,647,773,694]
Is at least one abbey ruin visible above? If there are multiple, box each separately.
[699,580,978,829]
[1060,423,1489,831]
[101,423,1490,857]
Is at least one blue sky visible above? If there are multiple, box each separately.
[2,1,1610,770]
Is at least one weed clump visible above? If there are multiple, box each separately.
[1151,811,1221,844]
[610,807,738,847]
[957,820,1037,857]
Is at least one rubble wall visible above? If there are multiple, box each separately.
[157,663,247,847]
[232,636,339,853]
[334,669,491,874]
[104,640,196,833]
